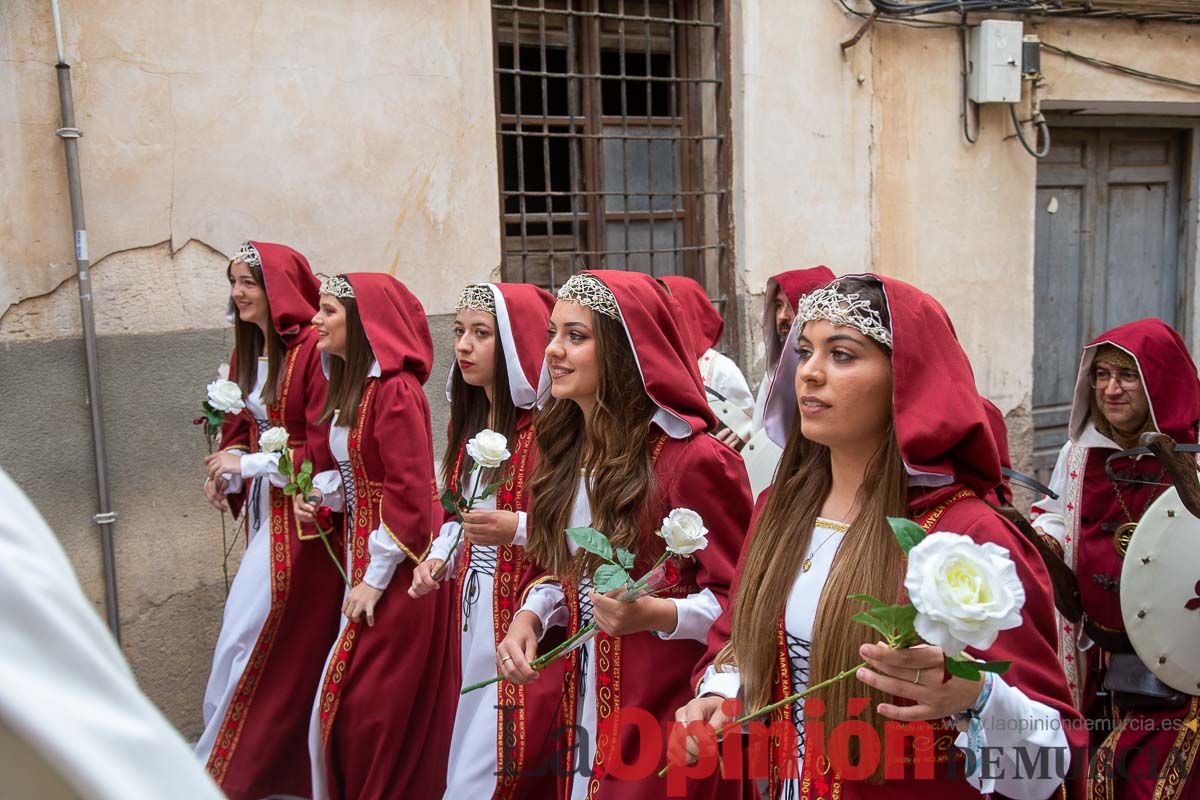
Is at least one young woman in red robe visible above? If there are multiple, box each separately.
[408,282,565,798]
[496,270,753,800]
[196,241,343,800]
[296,272,456,800]
[674,275,1086,799]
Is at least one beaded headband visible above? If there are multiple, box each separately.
[456,284,496,315]
[557,272,620,320]
[1094,343,1136,372]
[797,283,893,348]
[231,241,262,270]
[318,273,355,300]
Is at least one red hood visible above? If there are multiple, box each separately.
[1068,317,1200,444]
[763,273,1001,507]
[538,270,715,437]
[343,273,434,384]
[446,283,555,409]
[248,241,319,346]
[660,275,724,357]
[763,266,835,366]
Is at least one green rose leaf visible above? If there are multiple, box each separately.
[567,527,613,561]
[888,517,927,555]
[848,593,889,610]
[593,564,632,594]
[480,478,506,499]
[976,660,1012,675]
[440,488,460,515]
[944,656,982,682]
[300,459,314,477]
[283,482,299,496]
[615,547,636,570]
[852,602,918,646]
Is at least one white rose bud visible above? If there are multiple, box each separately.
[217,363,230,381]
[657,507,709,557]
[258,426,290,454]
[206,378,245,414]
[904,531,1026,657]
[466,429,511,469]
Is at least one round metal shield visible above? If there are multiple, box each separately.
[1120,485,1200,696]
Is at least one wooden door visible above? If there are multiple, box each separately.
[1033,126,1188,479]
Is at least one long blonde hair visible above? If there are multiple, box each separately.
[718,278,907,779]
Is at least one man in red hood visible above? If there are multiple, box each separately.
[1031,319,1200,800]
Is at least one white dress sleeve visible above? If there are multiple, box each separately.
[510,511,529,546]
[696,663,742,700]
[656,588,722,643]
[362,526,407,590]
[311,470,344,513]
[953,674,1069,800]
[238,452,288,489]
[426,519,463,574]
[706,351,756,435]
[1029,442,1071,546]
[520,581,568,640]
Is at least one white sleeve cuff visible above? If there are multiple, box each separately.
[511,511,529,547]
[656,587,721,642]
[362,526,407,590]
[427,520,462,574]
[311,470,344,513]
[520,582,567,640]
[221,474,244,494]
[953,674,1069,800]
[697,664,742,699]
[1030,513,1066,547]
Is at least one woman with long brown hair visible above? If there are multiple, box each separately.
[496,270,752,799]
[196,241,344,800]
[407,282,564,798]
[295,272,456,800]
[673,275,1085,799]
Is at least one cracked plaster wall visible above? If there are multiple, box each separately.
[1,0,498,738]
[1,0,501,337]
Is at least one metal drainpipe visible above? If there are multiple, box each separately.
[50,0,121,642]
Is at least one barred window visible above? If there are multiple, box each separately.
[492,0,733,324]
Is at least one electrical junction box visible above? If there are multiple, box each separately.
[968,20,1023,104]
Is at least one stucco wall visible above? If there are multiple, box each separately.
[733,4,1200,478]
[1,0,498,736]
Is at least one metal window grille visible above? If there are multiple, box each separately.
[491,0,734,330]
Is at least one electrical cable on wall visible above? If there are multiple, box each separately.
[1009,103,1051,157]
[959,22,980,144]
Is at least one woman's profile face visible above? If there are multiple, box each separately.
[453,308,497,389]
[229,260,268,327]
[793,318,892,454]
[312,295,348,358]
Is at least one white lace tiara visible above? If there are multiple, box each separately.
[456,284,496,314]
[231,241,262,270]
[556,272,619,320]
[796,283,892,347]
[318,273,355,300]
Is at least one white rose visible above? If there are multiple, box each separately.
[206,378,245,414]
[904,531,1026,657]
[258,426,290,454]
[217,363,230,381]
[465,429,511,469]
[657,507,709,556]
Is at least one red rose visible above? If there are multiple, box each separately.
[314,506,334,532]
